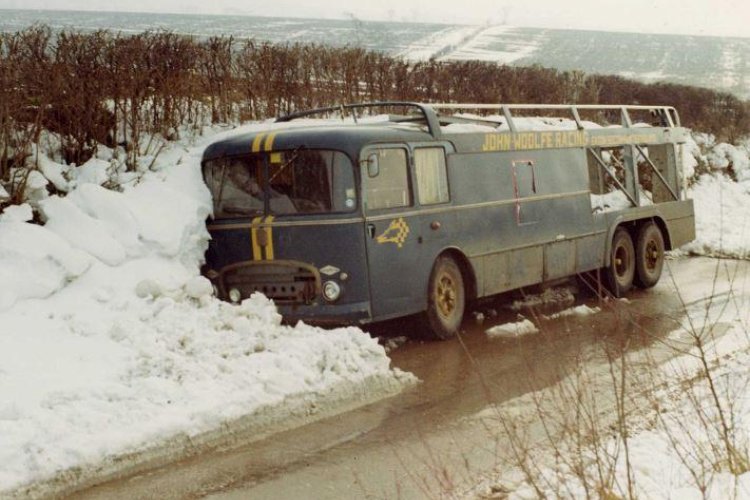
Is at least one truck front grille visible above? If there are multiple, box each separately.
[220,261,320,305]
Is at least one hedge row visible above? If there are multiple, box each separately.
[1,25,748,177]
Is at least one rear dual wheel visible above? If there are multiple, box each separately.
[605,223,665,297]
[634,222,665,288]
[605,228,635,297]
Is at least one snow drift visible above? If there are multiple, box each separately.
[0,129,414,496]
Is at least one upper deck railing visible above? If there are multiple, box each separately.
[275,102,682,140]
[428,103,681,132]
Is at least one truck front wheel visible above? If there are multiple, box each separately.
[423,256,465,340]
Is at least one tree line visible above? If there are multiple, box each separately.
[1,25,748,180]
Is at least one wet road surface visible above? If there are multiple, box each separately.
[71,257,750,499]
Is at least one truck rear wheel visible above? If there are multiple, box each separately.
[634,222,665,288]
[423,256,465,340]
[605,228,635,298]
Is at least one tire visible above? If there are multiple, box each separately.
[605,228,635,298]
[423,256,465,340]
[634,222,665,288]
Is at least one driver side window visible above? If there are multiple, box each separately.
[365,148,412,211]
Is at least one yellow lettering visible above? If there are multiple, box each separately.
[501,135,510,151]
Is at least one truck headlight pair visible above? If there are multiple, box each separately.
[229,283,341,303]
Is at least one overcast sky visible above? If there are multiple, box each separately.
[1,0,749,38]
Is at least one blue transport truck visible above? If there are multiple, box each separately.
[201,102,695,339]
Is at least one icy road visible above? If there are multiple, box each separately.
[71,256,747,499]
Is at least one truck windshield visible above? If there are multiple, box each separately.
[203,150,357,218]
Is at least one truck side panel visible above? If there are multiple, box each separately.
[446,147,606,296]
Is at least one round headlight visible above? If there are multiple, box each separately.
[228,288,242,303]
[322,281,341,302]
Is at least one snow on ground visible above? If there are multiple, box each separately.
[682,174,750,259]
[618,320,750,499]
[680,135,750,259]
[0,125,415,495]
[486,319,539,339]
[440,25,544,64]
[471,270,750,500]
[543,304,600,320]
[394,25,484,62]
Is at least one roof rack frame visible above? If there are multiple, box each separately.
[276,101,443,139]
[275,102,682,139]
[429,103,681,129]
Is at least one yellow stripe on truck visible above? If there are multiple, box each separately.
[251,133,266,153]
[248,133,277,260]
[263,215,275,260]
[251,216,263,260]
[264,132,277,152]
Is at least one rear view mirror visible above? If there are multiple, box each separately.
[366,153,379,178]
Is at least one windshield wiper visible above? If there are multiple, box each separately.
[269,146,306,184]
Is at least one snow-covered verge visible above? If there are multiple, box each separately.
[0,125,415,497]
[680,133,750,259]
[608,319,750,499]
[469,276,750,500]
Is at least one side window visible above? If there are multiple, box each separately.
[365,148,412,210]
[414,147,449,205]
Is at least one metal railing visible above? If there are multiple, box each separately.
[428,103,681,132]
[276,102,682,139]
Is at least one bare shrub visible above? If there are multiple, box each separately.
[1,25,748,196]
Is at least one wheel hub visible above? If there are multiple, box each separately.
[645,240,658,270]
[614,246,629,278]
[436,275,456,317]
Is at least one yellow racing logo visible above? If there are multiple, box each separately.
[376,218,410,248]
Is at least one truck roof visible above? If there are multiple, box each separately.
[201,102,686,162]
[202,122,434,162]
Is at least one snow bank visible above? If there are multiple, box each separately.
[706,141,750,182]
[682,174,750,259]
[676,134,750,259]
[0,130,414,495]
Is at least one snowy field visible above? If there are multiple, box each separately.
[0,125,415,497]
[1,118,750,497]
[392,25,482,62]
[439,25,546,64]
